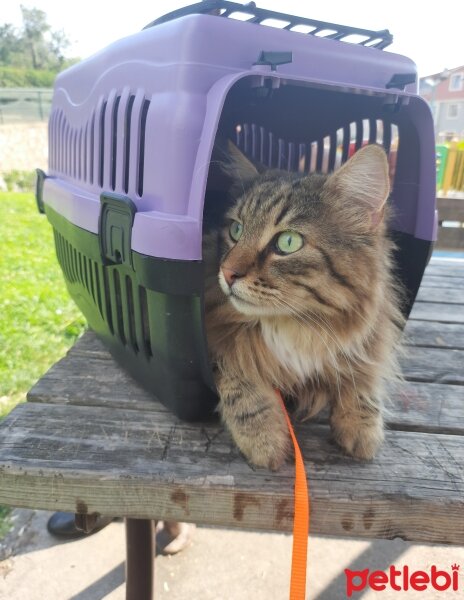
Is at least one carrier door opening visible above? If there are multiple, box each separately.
[203,78,403,237]
[202,77,430,318]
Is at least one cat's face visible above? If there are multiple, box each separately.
[218,143,390,319]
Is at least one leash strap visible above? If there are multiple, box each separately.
[275,390,310,600]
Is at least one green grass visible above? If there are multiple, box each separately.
[0,192,87,535]
[0,192,87,416]
[0,505,12,538]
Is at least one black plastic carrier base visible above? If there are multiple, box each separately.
[46,205,218,421]
[47,199,432,423]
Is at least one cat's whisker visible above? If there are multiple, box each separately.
[304,311,362,413]
[300,312,361,412]
[271,295,344,412]
[274,295,361,413]
[278,294,351,358]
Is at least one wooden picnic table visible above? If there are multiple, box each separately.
[0,257,463,599]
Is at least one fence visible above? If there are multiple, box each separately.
[436,142,464,195]
[0,88,53,124]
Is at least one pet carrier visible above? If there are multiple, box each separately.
[37,0,436,420]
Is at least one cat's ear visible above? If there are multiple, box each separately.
[324,145,390,229]
[220,140,260,184]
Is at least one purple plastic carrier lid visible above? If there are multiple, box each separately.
[45,11,436,261]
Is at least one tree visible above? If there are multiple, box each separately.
[21,6,50,69]
[0,23,22,66]
[0,6,71,71]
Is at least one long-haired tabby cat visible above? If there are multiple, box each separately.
[203,142,404,470]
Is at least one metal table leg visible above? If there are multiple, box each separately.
[125,518,155,600]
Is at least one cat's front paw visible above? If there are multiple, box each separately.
[217,376,292,470]
[235,428,291,471]
[331,415,384,460]
[245,440,290,471]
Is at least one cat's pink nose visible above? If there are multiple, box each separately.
[222,268,242,288]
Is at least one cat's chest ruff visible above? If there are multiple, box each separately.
[260,319,323,383]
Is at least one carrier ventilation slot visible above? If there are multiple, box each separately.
[102,268,114,334]
[77,129,82,180]
[98,101,107,188]
[93,262,103,316]
[123,95,136,194]
[53,229,154,358]
[49,93,151,196]
[82,124,88,182]
[111,96,121,190]
[139,286,153,357]
[235,120,399,179]
[113,270,126,345]
[125,276,139,353]
[71,130,76,179]
[137,99,151,197]
[53,231,105,317]
[89,112,95,184]
[62,124,68,175]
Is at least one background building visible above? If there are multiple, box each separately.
[420,65,464,143]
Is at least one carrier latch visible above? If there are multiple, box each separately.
[253,51,293,71]
[386,73,416,90]
[35,168,47,214]
[99,193,137,267]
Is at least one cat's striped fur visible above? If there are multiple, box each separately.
[204,143,404,470]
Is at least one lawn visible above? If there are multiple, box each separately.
[0,192,87,416]
[0,191,87,533]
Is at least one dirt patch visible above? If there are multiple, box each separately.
[0,123,48,175]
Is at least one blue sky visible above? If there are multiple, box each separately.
[2,0,461,77]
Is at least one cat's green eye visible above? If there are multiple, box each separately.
[276,231,304,254]
[229,220,243,242]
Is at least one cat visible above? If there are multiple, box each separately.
[203,142,404,470]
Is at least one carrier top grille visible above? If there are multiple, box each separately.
[144,1,393,50]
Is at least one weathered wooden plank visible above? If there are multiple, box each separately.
[28,333,168,414]
[67,319,464,353]
[420,274,464,288]
[425,262,464,278]
[297,379,464,435]
[429,257,464,266]
[387,381,464,434]
[28,355,166,413]
[402,346,464,385]
[28,332,464,433]
[34,332,464,386]
[404,319,464,349]
[416,286,463,304]
[0,403,462,544]
[62,329,114,358]
[29,366,464,435]
[410,302,464,323]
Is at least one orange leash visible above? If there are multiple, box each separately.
[275,390,310,600]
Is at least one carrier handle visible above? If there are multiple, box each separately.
[143,1,393,50]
